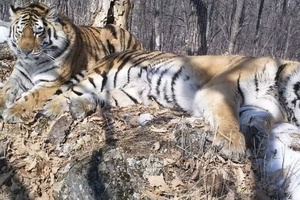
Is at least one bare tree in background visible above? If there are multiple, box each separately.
[228,0,245,54]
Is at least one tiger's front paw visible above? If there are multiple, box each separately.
[213,131,246,162]
[40,96,69,119]
[69,94,98,120]
[2,103,31,123]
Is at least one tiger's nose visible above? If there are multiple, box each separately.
[21,48,33,56]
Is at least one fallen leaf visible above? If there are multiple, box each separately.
[190,169,199,181]
[152,142,160,151]
[146,174,170,192]
[171,175,184,189]
[150,127,168,133]
[26,157,37,171]
[163,158,176,166]
[142,190,162,200]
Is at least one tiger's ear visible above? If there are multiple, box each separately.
[45,6,58,20]
[9,5,18,19]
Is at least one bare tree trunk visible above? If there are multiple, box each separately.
[92,0,131,29]
[92,0,112,27]
[153,0,161,50]
[228,0,245,54]
[253,0,264,54]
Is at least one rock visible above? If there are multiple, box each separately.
[0,43,14,60]
[47,115,73,146]
[53,146,164,200]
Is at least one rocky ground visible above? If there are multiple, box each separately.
[0,44,288,200]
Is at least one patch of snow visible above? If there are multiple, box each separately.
[0,26,9,43]
[138,113,153,126]
[266,123,300,199]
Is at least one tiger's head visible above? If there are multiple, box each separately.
[8,3,68,60]
[278,63,300,126]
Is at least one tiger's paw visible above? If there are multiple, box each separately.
[40,96,69,119]
[2,103,31,123]
[69,94,98,120]
[213,131,246,162]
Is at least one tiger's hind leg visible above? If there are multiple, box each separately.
[239,106,275,150]
[193,83,246,162]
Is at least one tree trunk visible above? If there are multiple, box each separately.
[91,0,131,29]
[253,0,265,53]
[228,0,245,54]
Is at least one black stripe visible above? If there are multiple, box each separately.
[35,79,52,83]
[163,83,172,103]
[237,73,245,105]
[77,71,85,78]
[101,71,108,92]
[88,77,96,88]
[106,39,115,54]
[64,80,74,85]
[120,89,139,104]
[73,75,80,82]
[94,68,102,75]
[156,69,168,96]
[72,89,83,96]
[126,34,132,49]
[38,65,58,74]
[86,27,102,62]
[105,24,117,38]
[18,69,33,85]
[275,63,288,83]
[254,72,259,92]
[54,89,63,95]
[171,68,182,107]
[52,40,70,58]
[112,96,119,107]
[51,27,58,40]
[29,3,47,10]
[99,40,110,55]
[113,53,135,88]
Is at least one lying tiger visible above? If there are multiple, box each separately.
[38,50,299,161]
[0,3,143,122]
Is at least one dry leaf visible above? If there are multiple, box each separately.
[26,157,37,171]
[129,116,140,126]
[38,150,49,162]
[30,143,41,151]
[163,158,176,166]
[146,174,170,192]
[142,190,162,200]
[190,170,199,181]
[152,142,160,151]
[150,127,168,133]
[171,175,184,189]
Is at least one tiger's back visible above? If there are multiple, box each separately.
[69,24,143,75]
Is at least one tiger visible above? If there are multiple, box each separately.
[39,50,300,161]
[0,2,143,123]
